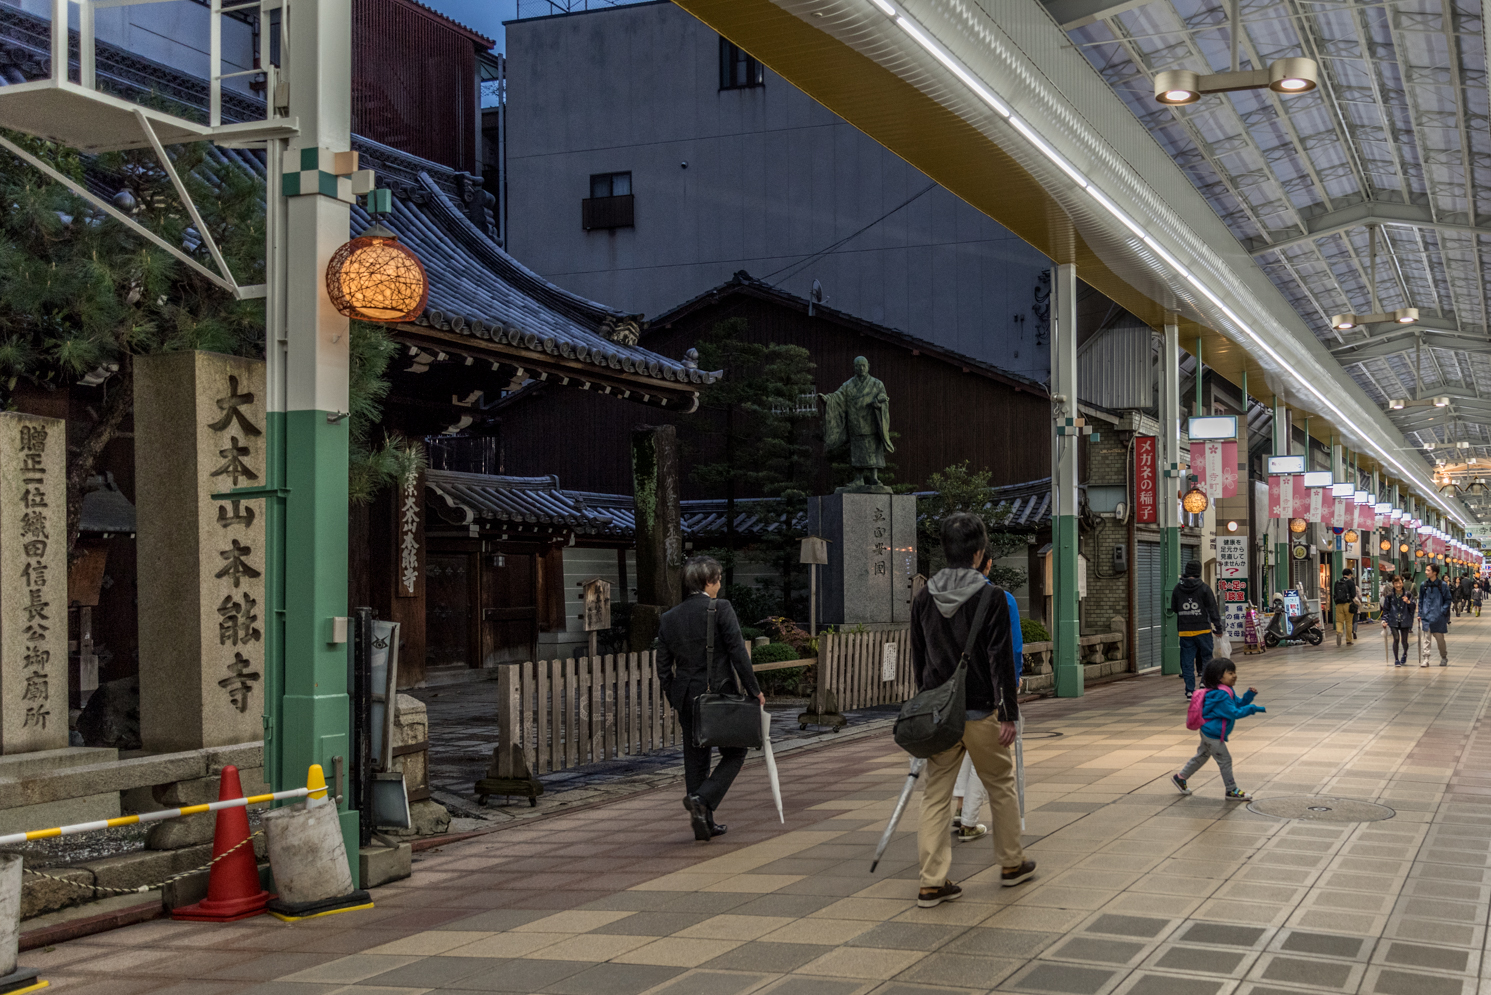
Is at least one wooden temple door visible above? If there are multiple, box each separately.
[425,550,476,668]
[481,551,538,665]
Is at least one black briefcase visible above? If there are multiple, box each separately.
[691,600,764,750]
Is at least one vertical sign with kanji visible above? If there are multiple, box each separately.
[136,353,267,751]
[1216,535,1249,640]
[396,471,424,599]
[0,413,68,752]
[1135,436,1157,524]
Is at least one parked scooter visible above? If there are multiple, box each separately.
[1264,597,1324,647]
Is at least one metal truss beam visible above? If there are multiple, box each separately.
[1248,201,1491,257]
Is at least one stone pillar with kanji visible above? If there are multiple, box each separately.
[0,412,69,752]
[135,352,268,751]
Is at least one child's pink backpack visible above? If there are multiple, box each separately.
[1186,685,1234,731]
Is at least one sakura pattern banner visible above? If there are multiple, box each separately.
[1198,442,1239,499]
[1307,482,1324,524]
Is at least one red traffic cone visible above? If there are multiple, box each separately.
[172,765,271,922]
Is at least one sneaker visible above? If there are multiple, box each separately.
[1183,690,1193,701]
[1224,788,1252,801]
[1001,860,1037,887]
[956,823,988,843]
[918,880,963,908]
[1171,773,1192,795]
[951,816,962,830]
[1440,659,1449,667]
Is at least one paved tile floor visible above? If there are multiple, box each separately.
[25,614,1491,995]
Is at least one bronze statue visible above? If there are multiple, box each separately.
[821,356,894,493]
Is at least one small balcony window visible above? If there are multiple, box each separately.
[720,38,764,90]
[583,172,633,230]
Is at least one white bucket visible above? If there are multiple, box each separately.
[263,801,354,906]
[0,853,21,976]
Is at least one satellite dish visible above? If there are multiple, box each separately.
[811,279,824,303]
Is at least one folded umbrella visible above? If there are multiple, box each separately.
[870,756,926,873]
[761,707,783,824]
[1015,717,1026,832]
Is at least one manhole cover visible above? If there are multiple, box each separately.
[1247,795,1395,823]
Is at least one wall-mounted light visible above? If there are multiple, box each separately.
[1380,539,1392,552]
[1401,543,1410,553]
[1153,57,1318,105]
[1344,529,1359,544]
[1182,484,1209,515]
[1226,520,1239,532]
[1290,517,1308,534]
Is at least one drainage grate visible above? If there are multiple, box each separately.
[1247,795,1395,823]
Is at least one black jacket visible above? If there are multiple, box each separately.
[1381,591,1415,629]
[1170,578,1221,633]
[910,583,1019,722]
[654,594,761,711]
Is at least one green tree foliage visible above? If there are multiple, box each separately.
[0,131,412,553]
[689,318,816,605]
[918,462,1029,590]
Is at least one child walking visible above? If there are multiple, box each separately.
[1172,658,1265,801]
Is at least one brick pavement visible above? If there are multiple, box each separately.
[21,613,1491,995]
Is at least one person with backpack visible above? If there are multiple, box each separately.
[1419,563,1453,667]
[1456,573,1474,618]
[1381,575,1415,667]
[1332,568,1358,646]
[908,512,1034,909]
[1172,657,1265,800]
[1169,561,1221,700]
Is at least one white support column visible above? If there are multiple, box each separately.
[1051,264,1080,697]
[1160,322,1181,677]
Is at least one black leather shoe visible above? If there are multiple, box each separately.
[683,794,712,841]
[709,822,728,838]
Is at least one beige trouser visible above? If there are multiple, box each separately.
[1334,603,1354,643]
[918,715,1023,887]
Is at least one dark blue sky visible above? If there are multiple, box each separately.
[420,0,518,50]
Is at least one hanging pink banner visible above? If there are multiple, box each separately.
[1198,442,1239,499]
[1268,476,1294,518]
[1332,498,1346,528]
[1308,483,1324,524]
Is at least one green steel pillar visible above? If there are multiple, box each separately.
[1052,264,1082,697]
[259,0,358,877]
[1331,441,1344,588]
[1272,398,1289,597]
[1371,470,1381,604]
[1160,322,1182,677]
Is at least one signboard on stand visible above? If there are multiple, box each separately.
[1217,536,1249,640]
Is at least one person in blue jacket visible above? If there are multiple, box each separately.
[1171,658,1265,801]
[1419,563,1452,667]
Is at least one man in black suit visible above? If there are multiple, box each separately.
[655,555,764,841]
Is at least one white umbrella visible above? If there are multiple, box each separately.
[761,707,783,823]
[871,756,926,872]
[1015,717,1026,832]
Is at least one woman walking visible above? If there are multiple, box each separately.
[1381,575,1415,667]
[654,555,764,841]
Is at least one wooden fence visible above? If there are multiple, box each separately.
[815,629,915,712]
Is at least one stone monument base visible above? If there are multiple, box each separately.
[806,493,917,627]
[0,746,120,836]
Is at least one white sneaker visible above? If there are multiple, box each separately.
[956,824,988,842]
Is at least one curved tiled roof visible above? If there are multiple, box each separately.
[361,174,718,390]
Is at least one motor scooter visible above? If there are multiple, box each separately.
[1264,597,1324,647]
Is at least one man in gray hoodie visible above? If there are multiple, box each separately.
[909,512,1034,908]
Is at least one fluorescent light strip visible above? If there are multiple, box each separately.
[876,1,1467,527]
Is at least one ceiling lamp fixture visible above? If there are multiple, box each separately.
[1153,57,1318,105]
[1330,307,1419,331]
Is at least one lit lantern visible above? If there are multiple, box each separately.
[1399,543,1409,553]
[325,221,429,324]
[1416,549,1425,558]
[1226,520,1239,532]
[1182,486,1209,515]
[1380,539,1391,552]
[1343,529,1359,544]
[1290,517,1307,534]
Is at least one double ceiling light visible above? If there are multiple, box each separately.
[1153,57,1319,105]
[1387,396,1450,410]
[1329,307,1418,331]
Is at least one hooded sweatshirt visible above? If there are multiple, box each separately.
[1170,577,1221,637]
[911,568,1020,721]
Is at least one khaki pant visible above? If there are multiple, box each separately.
[1334,603,1354,643]
[918,715,1024,887]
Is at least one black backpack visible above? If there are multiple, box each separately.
[1333,578,1353,604]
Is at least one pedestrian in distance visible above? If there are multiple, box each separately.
[1455,572,1474,618]
[1332,568,1358,646]
[1172,657,1265,801]
[1476,578,1486,618]
[910,511,1034,909]
[1170,560,1221,701]
[654,555,765,841]
[1381,575,1415,667]
[1419,563,1453,668]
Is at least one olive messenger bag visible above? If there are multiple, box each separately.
[893,586,994,758]
[691,599,764,750]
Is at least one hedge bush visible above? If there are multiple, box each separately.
[752,642,801,664]
[1021,618,1050,643]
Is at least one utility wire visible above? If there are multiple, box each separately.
[759,182,938,288]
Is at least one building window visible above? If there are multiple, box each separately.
[583,172,634,230]
[720,37,764,90]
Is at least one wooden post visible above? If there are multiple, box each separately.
[475,663,543,806]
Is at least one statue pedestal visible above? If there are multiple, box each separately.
[806,494,916,626]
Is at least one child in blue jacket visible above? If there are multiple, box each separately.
[1172,658,1265,801]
